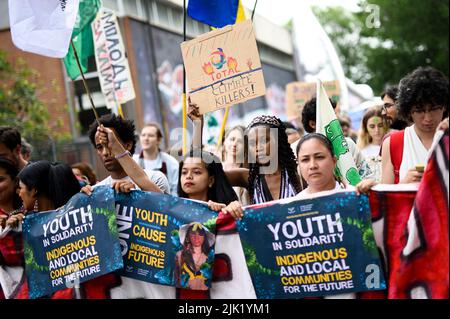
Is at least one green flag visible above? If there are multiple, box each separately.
[63,0,102,80]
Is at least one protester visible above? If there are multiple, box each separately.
[221,125,250,206]
[0,158,22,229]
[0,126,28,171]
[17,160,81,213]
[283,121,304,144]
[84,114,170,195]
[230,116,303,204]
[20,138,32,162]
[71,162,97,186]
[295,133,351,197]
[0,160,81,299]
[381,85,409,131]
[188,101,303,205]
[133,123,179,195]
[296,97,373,180]
[178,149,240,212]
[381,67,448,184]
[338,114,357,142]
[357,106,388,158]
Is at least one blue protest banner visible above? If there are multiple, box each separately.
[114,191,218,290]
[238,191,386,298]
[22,186,123,299]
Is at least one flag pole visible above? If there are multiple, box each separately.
[216,106,230,149]
[182,0,188,155]
[251,0,259,20]
[70,39,100,124]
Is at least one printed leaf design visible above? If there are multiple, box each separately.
[94,208,118,237]
[202,216,218,233]
[342,217,378,255]
[243,243,280,276]
[24,242,49,272]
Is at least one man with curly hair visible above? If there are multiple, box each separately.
[86,114,170,194]
[381,67,448,184]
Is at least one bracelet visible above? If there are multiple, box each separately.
[114,150,131,159]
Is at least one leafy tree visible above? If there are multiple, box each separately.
[313,0,449,94]
[312,6,370,84]
[0,50,69,158]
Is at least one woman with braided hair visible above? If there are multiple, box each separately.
[242,115,303,203]
[188,101,303,207]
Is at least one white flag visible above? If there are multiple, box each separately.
[316,79,361,186]
[8,0,80,58]
[91,7,135,112]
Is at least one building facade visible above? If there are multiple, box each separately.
[0,0,299,178]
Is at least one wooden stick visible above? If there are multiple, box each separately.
[70,39,100,124]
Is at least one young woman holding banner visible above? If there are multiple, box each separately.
[0,161,81,299]
[295,133,372,197]
[178,149,242,217]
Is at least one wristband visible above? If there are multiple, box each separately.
[114,150,131,159]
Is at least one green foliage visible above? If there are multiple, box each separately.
[0,50,67,144]
[94,208,119,237]
[312,6,370,84]
[312,0,449,93]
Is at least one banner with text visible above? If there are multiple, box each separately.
[115,191,218,290]
[238,191,385,299]
[22,186,123,299]
[92,7,135,110]
[181,19,265,114]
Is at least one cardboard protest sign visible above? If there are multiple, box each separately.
[22,186,123,299]
[238,191,385,299]
[285,80,340,120]
[92,7,135,110]
[115,191,218,290]
[181,19,265,114]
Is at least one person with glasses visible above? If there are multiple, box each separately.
[381,67,448,184]
[381,86,409,131]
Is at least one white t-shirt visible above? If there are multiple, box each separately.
[132,152,179,196]
[360,144,381,158]
[94,169,170,194]
[295,181,355,200]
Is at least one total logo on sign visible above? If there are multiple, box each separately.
[202,48,240,81]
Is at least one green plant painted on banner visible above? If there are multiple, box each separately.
[325,119,349,158]
[202,216,218,233]
[243,243,280,276]
[94,208,118,237]
[24,242,49,272]
[342,217,378,256]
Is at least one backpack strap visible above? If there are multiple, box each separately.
[389,130,405,184]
